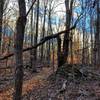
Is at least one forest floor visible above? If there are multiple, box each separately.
[0,66,53,100]
[26,79,100,100]
[0,63,100,100]
[22,65,100,100]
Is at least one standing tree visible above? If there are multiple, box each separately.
[41,0,47,61]
[14,0,37,99]
[0,0,5,49]
[29,1,34,69]
[95,0,100,66]
[14,0,27,99]
[63,0,74,64]
[33,0,39,61]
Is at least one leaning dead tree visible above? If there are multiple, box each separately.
[0,13,83,61]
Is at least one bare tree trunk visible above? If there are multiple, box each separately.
[0,0,5,49]
[13,0,27,100]
[90,15,93,65]
[70,32,73,64]
[82,29,85,64]
[57,36,62,68]
[30,6,34,69]
[47,18,51,64]
[47,8,52,65]
[32,0,39,72]
[52,39,55,71]
[33,0,39,62]
[63,0,73,64]
[96,0,100,66]
[41,2,47,61]
[2,16,6,53]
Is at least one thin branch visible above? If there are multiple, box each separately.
[26,0,37,17]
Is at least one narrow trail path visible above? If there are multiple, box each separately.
[0,67,53,100]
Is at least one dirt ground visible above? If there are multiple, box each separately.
[0,64,100,100]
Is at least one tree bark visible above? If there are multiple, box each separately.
[57,36,62,68]
[13,0,27,99]
[96,0,100,66]
[30,6,34,69]
[33,0,39,61]
[41,2,47,61]
[0,0,5,49]
[63,0,73,64]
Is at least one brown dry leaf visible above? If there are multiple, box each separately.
[0,67,52,100]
